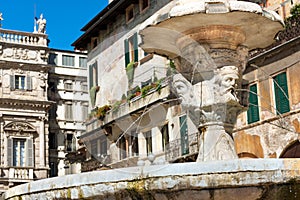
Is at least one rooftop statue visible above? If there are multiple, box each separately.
[36,13,46,34]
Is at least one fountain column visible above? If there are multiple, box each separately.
[173,25,249,161]
[139,0,283,161]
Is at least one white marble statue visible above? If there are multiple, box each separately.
[215,65,239,103]
[172,73,196,107]
[36,14,46,34]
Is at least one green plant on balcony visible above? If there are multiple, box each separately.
[141,79,163,98]
[127,85,141,102]
[112,100,122,114]
[96,105,111,120]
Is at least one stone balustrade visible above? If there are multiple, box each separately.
[0,29,47,47]
[8,167,34,181]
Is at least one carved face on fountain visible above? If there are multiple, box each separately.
[172,74,195,107]
[215,66,239,103]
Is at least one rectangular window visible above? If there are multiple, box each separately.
[79,57,87,68]
[273,72,290,115]
[48,53,57,65]
[139,0,149,12]
[65,103,73,120]
[100,136,107,155]
[247,84,260,124]
[180,115,189,155]
[145,131,152,155]
[50,162,58,177]
[8,138,33,167]
[13,139,25,167]
[15,75,25,90]
[91,139,98,157]
[82,104,88,121]
[81,83,88,91]
[131,132,139,156]
[10,75,32,91]
[62,55,75,66]
[66,134,74,152]
[119,136,127,159]
[124,33,138,67]
[64,82,73,91]
[49,132,57,149]
[161,124,169,151]
[126,4,134,23]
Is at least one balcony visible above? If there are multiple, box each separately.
[8,167,34,182]
[165,132,199,162]
[104,80,170,125]
[0,29,47,47]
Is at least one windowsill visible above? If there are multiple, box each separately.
[139,53,153,65]
[235,108,298,132]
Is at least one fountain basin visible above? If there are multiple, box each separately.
[3,159,300,199]
[140,0,284,59]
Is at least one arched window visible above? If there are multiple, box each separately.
[280,141,300,158]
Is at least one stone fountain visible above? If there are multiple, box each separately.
[139,0,283,161]
[5,1,300,200]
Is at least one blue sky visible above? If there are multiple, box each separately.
[0,0,108,50]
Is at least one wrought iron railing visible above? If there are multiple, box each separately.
[165,132,199,162]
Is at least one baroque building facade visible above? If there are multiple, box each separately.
[0,19,88,192]
[0,29,50,192]
[73,0,300,172]
[47,49,88,177]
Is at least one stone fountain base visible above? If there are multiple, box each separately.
[3,159,300,199]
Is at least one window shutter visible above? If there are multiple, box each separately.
[89,64,93,89]
[179,115,189,155]
[26,76,32,90]
[274,72,290,114]
[10,75,15,90]
[133,33,139,62]
[124,39,130,67]
[27,138,34,167]
[7,138,13,166]
[94,61,98,86]
[247,84,260,124]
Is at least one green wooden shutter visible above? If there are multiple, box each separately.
[27,138,34,167]
[89,64,93,89]
[7,138,13,166]
[274,72,290,114]
[124,39,130,67]
[10,75,15,90]
[133,33,138,62]
[94,61,99,86]
[247,84,260,124]
[179,115,189,155]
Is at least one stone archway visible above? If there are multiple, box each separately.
[280,141,300,158]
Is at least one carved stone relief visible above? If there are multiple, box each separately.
[0,47,46,63]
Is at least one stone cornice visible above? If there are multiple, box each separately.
[0,61,51,72]
[0,98,54,110]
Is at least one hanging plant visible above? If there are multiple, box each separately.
[126,61,135,88]
[96,105,111,120]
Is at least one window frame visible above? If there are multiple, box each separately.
[126,4,135,23]
[62,55,75,67]
[247,83,260,124]
[8,137,34,167]
[139,0,150,13]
